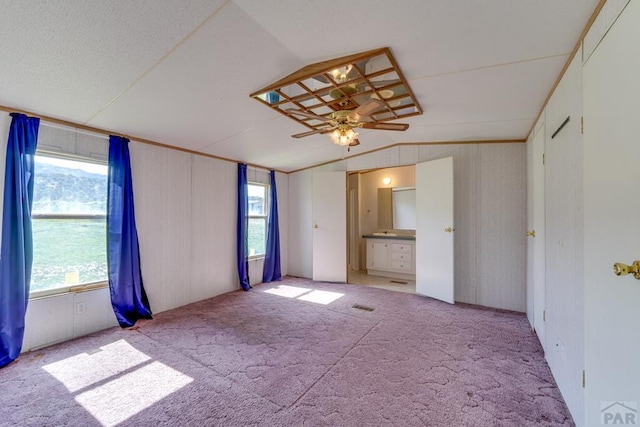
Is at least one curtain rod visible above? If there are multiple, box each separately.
[246,164,274,174]
[0,105,285,174]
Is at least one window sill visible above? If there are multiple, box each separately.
[248,255,266,261]
[29,281,109,300]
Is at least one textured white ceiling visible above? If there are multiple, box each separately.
[0,0,600,171]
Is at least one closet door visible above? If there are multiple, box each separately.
[415,157,454,304]
[583,1,640,422]
[312,171,346,282]
[529,119,546,351]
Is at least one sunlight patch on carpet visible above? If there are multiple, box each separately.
[75,361,192,426]
[43,339,150,393]
[43,339,193,426]
[263,285,344,305]
[264,285,311,299]
[297,289,344,305]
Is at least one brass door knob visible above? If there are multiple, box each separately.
[526,230,536,237]
[613,261,640,279]
[444,227,455,233]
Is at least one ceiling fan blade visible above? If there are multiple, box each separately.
[286,108,330,122]
[291,127,335,138]
[291,129,326,138]
[350,98,384,121]
[361,122,409,131]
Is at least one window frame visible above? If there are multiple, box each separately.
[29,151,109,299]
[247,182,269,260]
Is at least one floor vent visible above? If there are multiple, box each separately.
[390,280,408,284]
[352,304,375,312]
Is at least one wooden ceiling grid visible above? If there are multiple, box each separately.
[250,47,423,134]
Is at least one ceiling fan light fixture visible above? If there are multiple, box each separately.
[330,126,358,146]
[330,64,353,83]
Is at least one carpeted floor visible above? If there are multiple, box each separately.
[1,277,574,426]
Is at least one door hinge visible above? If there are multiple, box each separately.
[542,153,545,165]
[543,310,546,321]
[582,370,586,388]
[581,116,584,134]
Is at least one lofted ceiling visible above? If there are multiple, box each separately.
[0,0,600,172]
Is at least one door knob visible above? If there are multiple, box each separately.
[613,261,640,279]
[444,227,455,233]
[526,230,536,237]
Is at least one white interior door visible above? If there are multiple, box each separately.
[531,122,546,351]
[348,188,358,271]
[312,171,346,282]
[583,2,640,422]
[526,134,535,326]
[415,157,454,304]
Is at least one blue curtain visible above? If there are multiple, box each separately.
[262,171,281,283]
[0,113,39,368]
[237,164,250,291]
[107,135,152,328]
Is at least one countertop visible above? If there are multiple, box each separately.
[362,234,416,241]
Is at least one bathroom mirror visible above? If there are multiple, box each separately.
[392,187,416,230]
[377,187,416,230]
[377,188,393,229]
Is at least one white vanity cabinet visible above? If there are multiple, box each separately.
[390,242,412,271]
[365,237,416,279]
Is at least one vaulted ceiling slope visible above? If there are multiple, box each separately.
[0,0,599,172]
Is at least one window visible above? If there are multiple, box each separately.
[31,154,108,296]
[247,183,268,258]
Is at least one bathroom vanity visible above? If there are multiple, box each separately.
[363,234,416,280]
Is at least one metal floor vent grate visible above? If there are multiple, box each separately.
[352,304,375,312]
[390,280,408,284]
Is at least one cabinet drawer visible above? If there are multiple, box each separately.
[391,252,410,261]
[392,243,412,253]
[391,260,412,271]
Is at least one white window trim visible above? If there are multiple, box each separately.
[30,151,108,297]
[36,148,107,166]
[29,280,109,300]
[248,182,269,260]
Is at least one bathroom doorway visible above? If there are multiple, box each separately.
[346,166,417,294]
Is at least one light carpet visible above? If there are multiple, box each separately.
[0,276,573,426]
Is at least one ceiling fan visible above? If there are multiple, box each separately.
[286,99,409,150]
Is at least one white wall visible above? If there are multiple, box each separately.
[131,142,196,312]
[0,114,289,351]
[23,288,117,351]
[131,147,290,311]
[477,144,527,311]
[289,142,527,312]
[0,114,9,234]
